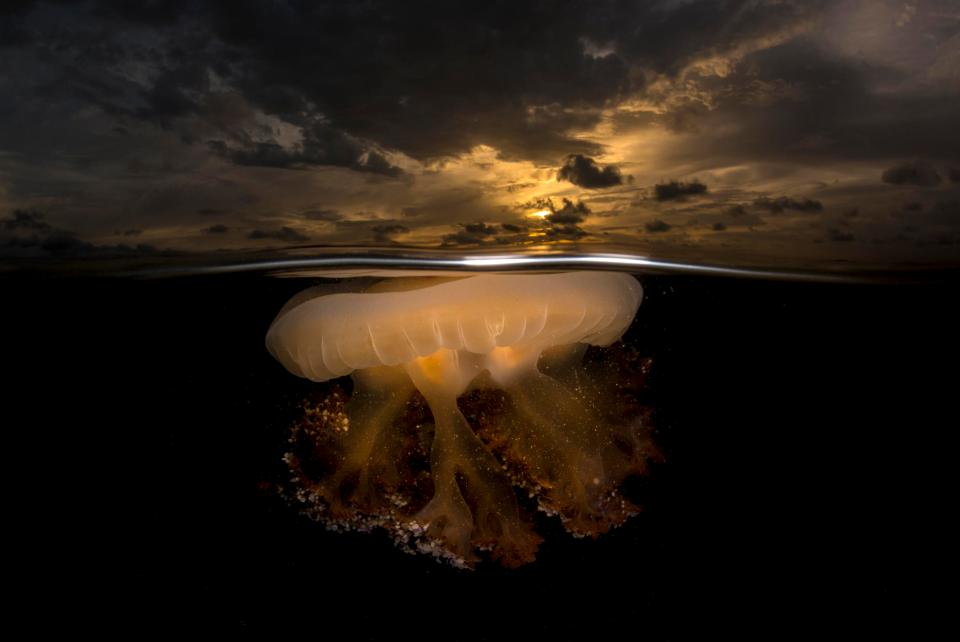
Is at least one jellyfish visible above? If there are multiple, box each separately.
[266,271,657,568]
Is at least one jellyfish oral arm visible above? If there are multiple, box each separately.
[336,366,415,503]
[403,349,541,567]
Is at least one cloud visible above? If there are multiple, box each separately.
[203,2,636,163]
[949,167,960,183]
[753,196,823,213]
[207,123,406,176]
[1,209,163,258]
[438,216,587,246]
[515,198,593,239]
[2,210,51,231]
[545,224,588,240]
[928,200,960,225]
[371,223,409,243]
[545,199,592,238]
[556,155,624,189]
[650,32,960,170]
[442,222,499,246]
[301,209,342,222]
[247,226,309,242]
[361,151,405,179]
[0,2,35,49]
[463,222,498,236]
[644,219,672,233]
[546,199,591,225]
[828,229,855,242]
[881,161,942,186]
[654,180,707,201]
[204,224,229,234]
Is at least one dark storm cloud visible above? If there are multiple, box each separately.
[644,220,672,233]
[207,125,405,176]
[660,100,709,134]
[544,224,588,240]
[2,210,51,232]
[881,161,942,187]
[363,152,405,178]
[557,155,624,189]
[301,209,342,222]
[442,222,499,246]
[660,29,960,168]
[950,167,960,184]
[518,197,593,239]
[207,141,292,169]
[1,209,164,258]
[828,229,855,242]
[371,224,409,243]
[0,1,37,48]
[0,0,890,175]
[604,0,828,75]
[7,0,956,177]
[204,224,229,234]
[442,200,593,245]
[546,199,591,225]
[200,1,639,163]
[929,201,960,225]
[136,61,214,125]
[247,227,309,242]
[753,196,823,213]
[3,5,406,177]
[463,222,499,236]
[654,180,707,201]
[726,205,748,217]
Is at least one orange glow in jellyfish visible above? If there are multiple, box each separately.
[266,271,658,568]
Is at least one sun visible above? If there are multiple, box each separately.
[528,209,551,219]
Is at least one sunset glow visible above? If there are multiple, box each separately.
[1,1,958,270]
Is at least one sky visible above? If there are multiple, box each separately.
[1,0,959,269]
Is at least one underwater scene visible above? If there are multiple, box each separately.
[6,255,954,635]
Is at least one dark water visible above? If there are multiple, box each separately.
[6,266,954,635]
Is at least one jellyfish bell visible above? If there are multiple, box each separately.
[266,271,654,567]
[266,272,641,381]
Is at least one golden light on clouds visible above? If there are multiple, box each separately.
[2,0,958,269]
